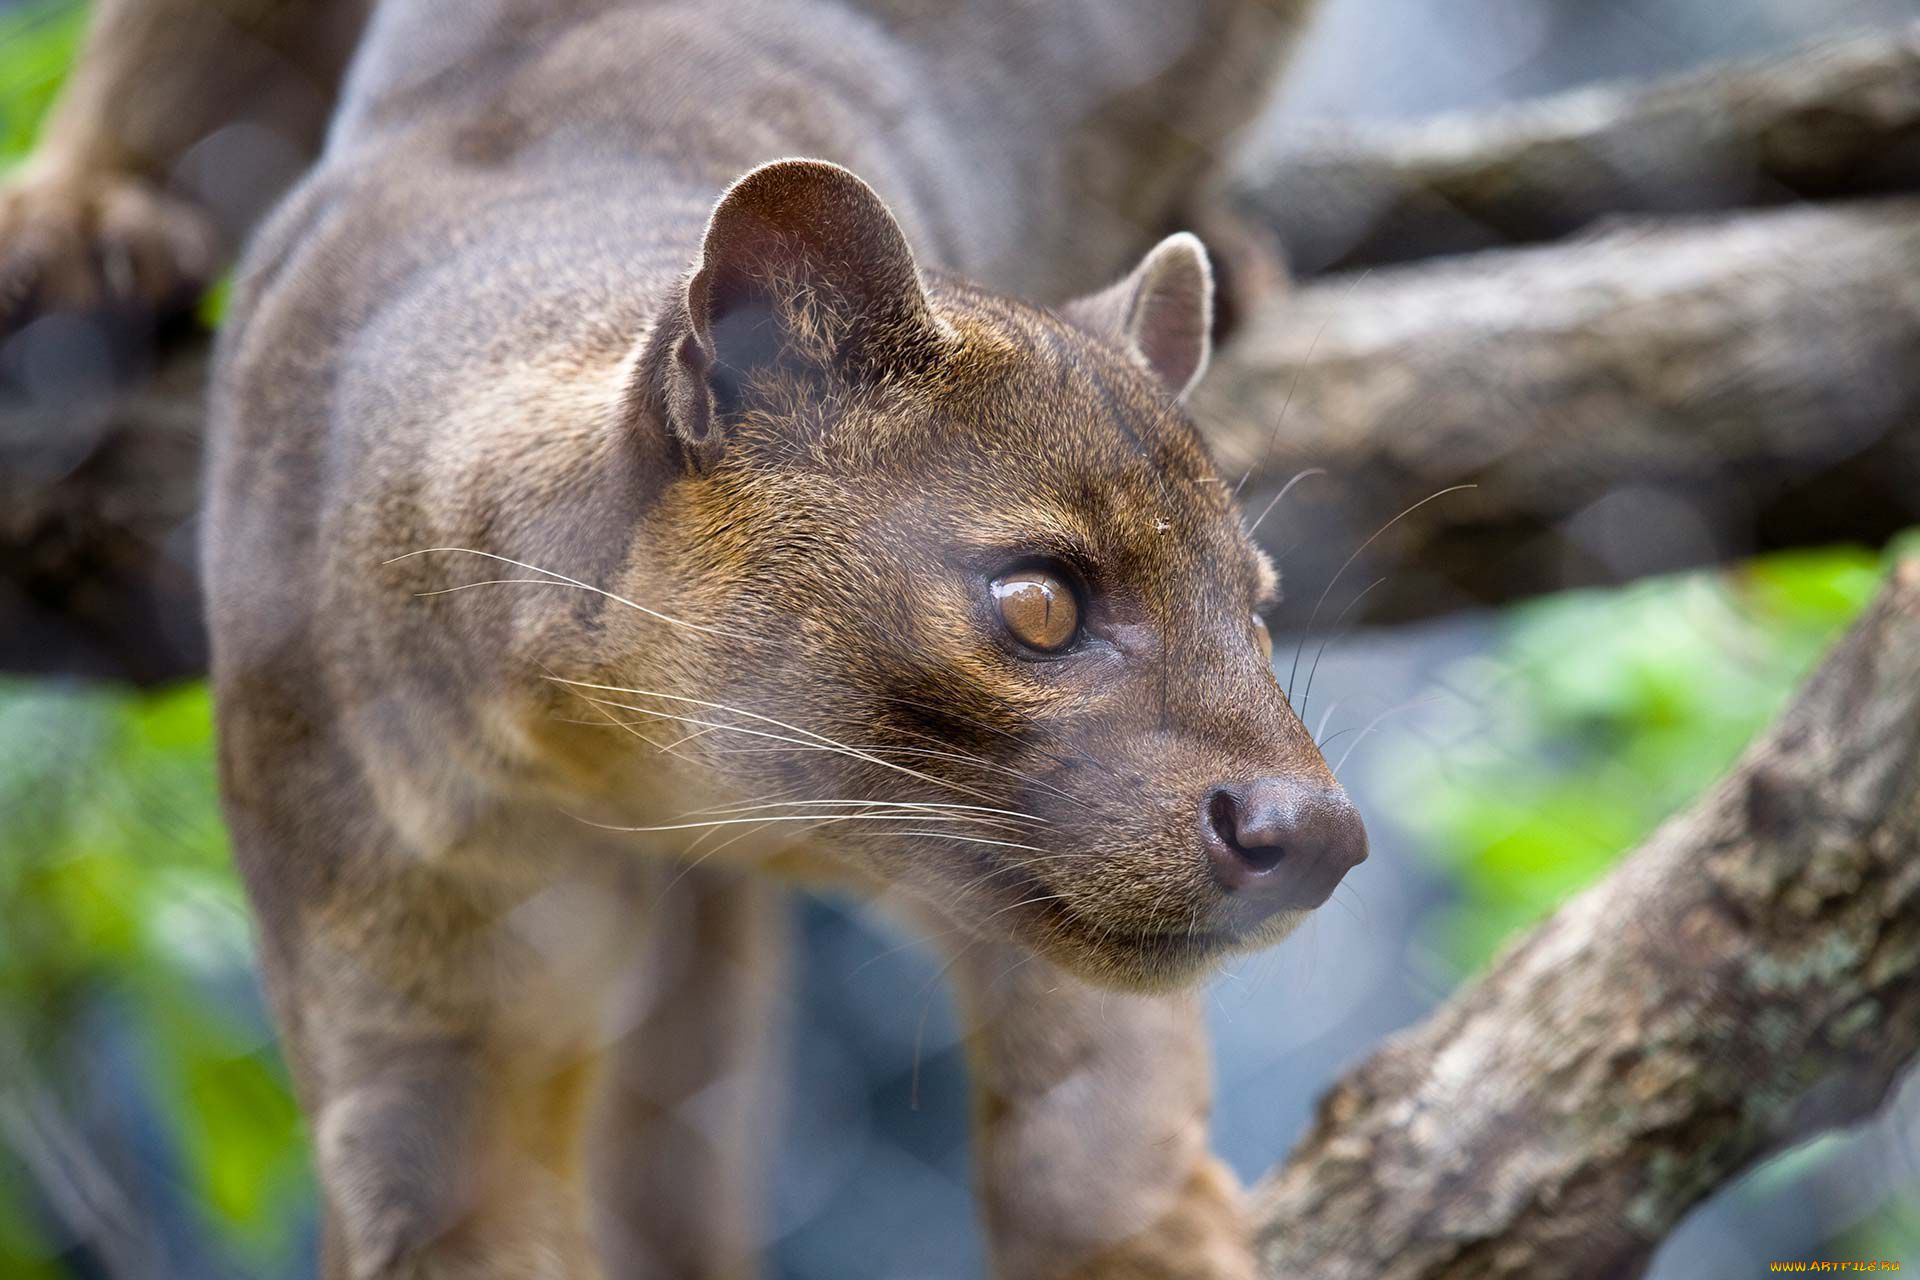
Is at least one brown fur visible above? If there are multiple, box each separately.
[9,1,1345,1276]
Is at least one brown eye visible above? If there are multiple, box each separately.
[993,570,1080,653]
[1251,613,1274,664]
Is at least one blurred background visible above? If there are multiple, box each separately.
[3,0,1918,1276]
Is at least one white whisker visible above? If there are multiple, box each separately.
[570,811,1013,834]
[681,797,1046,825]
[1331,695,1443,775]
[1245,467,1326,537]
[889,830,1049,854]
[387,547,761,643]
[556,681,1006,805]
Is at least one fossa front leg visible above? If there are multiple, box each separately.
[310,1021,606,1280]
[949,940,1255,1280]
[233,826,625,1280]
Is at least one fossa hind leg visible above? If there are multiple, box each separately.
[589,870,789,1280]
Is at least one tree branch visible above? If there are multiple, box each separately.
[8,197,1920,678]
[1203,196,1920,625]
[11,32,1920,678]
[0,322,209,684]
[1253,559,1920,1279]
[1238,20,1920,273]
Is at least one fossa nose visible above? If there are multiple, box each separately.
[1200,776,1367,918]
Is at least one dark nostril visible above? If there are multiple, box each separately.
[1206,783,1285,873]
[1233,777,1304,872]
[1205,787,1265,870]
[1205,788,1237,841]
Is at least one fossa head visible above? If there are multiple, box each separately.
[619,159,1364,989]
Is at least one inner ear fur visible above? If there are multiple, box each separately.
[1061,233,1215,400]
[634,158,943,470]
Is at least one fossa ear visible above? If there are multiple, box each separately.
[645,158,943,469]
[1061,232,1214,401]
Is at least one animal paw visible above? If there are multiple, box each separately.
[0,165,220,333]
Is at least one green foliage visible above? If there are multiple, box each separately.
[1847,1196,1920,1269]
[1385,548,1887,972]
[0,0,84,167]
[0,682,310,1274]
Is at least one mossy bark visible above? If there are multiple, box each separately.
[1252,562,1920,1279]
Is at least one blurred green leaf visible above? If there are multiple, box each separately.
[1390,546,1883,973]
[0,678,307,1274]
[0,0,85,167]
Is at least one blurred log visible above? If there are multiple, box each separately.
[1252,558,1920,1279]
[1204,197,1920,626]
[7,198,1920,680]
[0,319,210,684]
[9,179,1920,677]
[1242,21,1920,273]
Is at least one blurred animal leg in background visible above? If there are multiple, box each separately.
[589,868,790,1280]
[0,0,367,685]
[0,0,366,330]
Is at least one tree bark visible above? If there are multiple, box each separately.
[1203,196,1920,627]
[1239,21,1920,273]
[1253,558,1920,1279]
